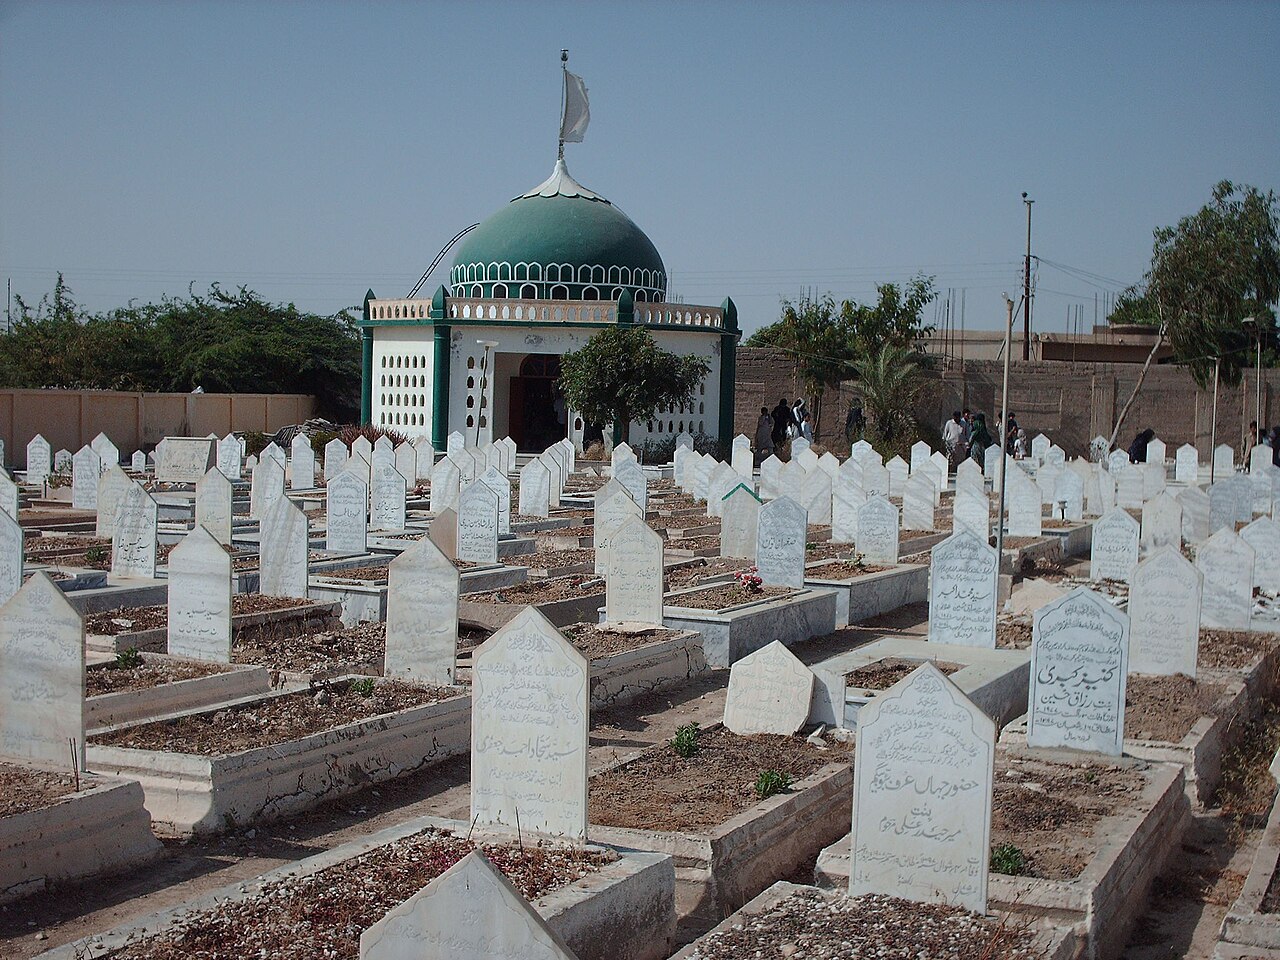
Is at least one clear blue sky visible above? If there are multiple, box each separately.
[1,0,1276,337]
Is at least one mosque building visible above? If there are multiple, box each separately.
[357,61,738,454]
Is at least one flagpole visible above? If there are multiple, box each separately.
[558,49,568,161]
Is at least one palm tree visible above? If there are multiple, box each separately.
[852,342,927,452]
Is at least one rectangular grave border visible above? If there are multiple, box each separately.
[459,587,606,630]
[661,584,839,668]
[668,881,1080,960]
[85,679,471,836]
[800,561,928,627]
[999,675,1250,808]
[1,777,161,906]
[815,748,1189,960]
[588,726,853,933]
[1040,520,1095,558]
[85,600,343,656]
[86,658,273,731]
[808,636,1031,731]
[1220,784,1280,951]
[307,563,525,628]
[33,815,675,960]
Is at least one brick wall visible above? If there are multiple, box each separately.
[735,347,1274,460]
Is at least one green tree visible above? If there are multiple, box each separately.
[851,342,929,458]
[744,275,936,438]
[0,279,361,419]
[1106,181,1279,445]
[559,325,710,443]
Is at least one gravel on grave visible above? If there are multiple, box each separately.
[468,574,602,604]
[106,830,614,960]
[1126,673,1226,742]
[540,524,594,539]
[86,658,231,696]
[665,558,751,588]
[667,583,795,610]
[233,621,386,672]
[85,595,313,635]
[1000,536,1050,549]
[685,888,1043,960]
[1199,628,1279,670]
[666,535,721,550]
[561,623,681,660]
[22,535,111,555]
[0,762,83,817]
[588,727,840,832]
[503,548,594,570]
[996,617,1032,649]
[845,657,963,689]
[89,679,459,755]
[992,754,1143,880]
[802,541,857,562]
[312,564,391,582]
[805,560,894,579]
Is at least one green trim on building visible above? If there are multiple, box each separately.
[718,297,739,448]
[355,316,722,336]
[359,289,375,425]
[430,287,451,450]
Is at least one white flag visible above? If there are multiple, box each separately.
[560,70,590,143]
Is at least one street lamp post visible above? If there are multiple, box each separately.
[475,340,499,448]
[995,295,1014,583]
[1243,317,1260,452]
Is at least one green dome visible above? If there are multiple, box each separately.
[450,160,667,303]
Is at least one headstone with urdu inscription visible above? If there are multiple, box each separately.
[167,525,233,662]
[326,471,369,554]
[928,529,998,648]
[720,484,762,559]
[723,640,814,735]
[755,496,807,588]
[1196,529,1255,629]
[289,435,316,490]
[1128,547,1202,677]
[259,496,309,599]
[1242,517,1280,593]
[111,482,157,579]
[195,466,234,546]
[0,509,21,605]
[605,516,664,625]
[857,496,900,566]
[385,538,459,686]
[593,480,641,575]
[1027,587,1128,755]
[457,480,499,564]
[470,608,589,841]
[1090,508,1139,583]
[371,463,408,531]
[518,459,551,518]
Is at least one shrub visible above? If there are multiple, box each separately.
[671,722,701,758]
[755,769,793,799]
[338,424,411,448]
[349,677,377,698]
[114,647,143,669]
[990,842,1028,876]
[84,545,109,565]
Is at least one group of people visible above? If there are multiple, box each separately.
[754,397,814,455]
[942,408,1026,466]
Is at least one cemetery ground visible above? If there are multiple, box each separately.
[3,592,1278,957]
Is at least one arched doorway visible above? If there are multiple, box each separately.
[509,353,565,451]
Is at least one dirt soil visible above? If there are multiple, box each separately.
[455,623,494,651]
[0,763,83,817]
[665,559,751,588]
[105,830,613,960]
[667,535,721,550]
[845,657,963,689]
[996,617,1032,650]
[233,621,386,673]
[22,535,110,557]
[588,726,842,832]
[86,658,231,696]
[1126,674,1227,742]
[503,548,594,570]
[992,754,1144,880]
[802,541,858,562]
[667,583,795,610]
[89,679,459,755]
[85,595,314,636]
[1001,536,1049,549]
[561,623,682,660]
[312,564,390,582]
[468,574,601,604]
[684,889,1043,960]
[806,560,894,579]
[1199,629,1279,670]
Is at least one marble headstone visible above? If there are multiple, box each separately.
[518,459,552,518]
[799,466,832,526]
[723,640,814,736]
[720,484,762,558]
[457,480,499,564]
[323,438,348,482]
[195,467,234,546]
[259,496,309,599]
[371,463,408,531]
[1196,529,1255,629]
[429,457,461,515]
[1175,444,1199,485]
[1128,547,1202,677]
[831,475,864,544]
[358,851,577,960]
[887,456,909,498]
[25,434,51,486]
[1179,485,1211,543]
[613,458,648,514]
[902,473,935,532]
[326,471,369,554]
[1027,588,1128,755]
[0,573,84,768]
[0,471,15,523]
[1140,492,1183,553]
[217,433,242,480]
[71,445,102,511]
[111,482,157,579]
[857,496,900,566]
[1213,443,1235,479]
[385,538,459,685]
[155,437,215,483]
[167,526,233,662]
[605,517,664,625]
[470,608,589,841]
[1089,508,1139,583]
[731,433,753,478]
[1006,468,1042,538]
[929,530,998,647]
[952,485,990,538]
[249,457,285,521]
[0,509,21,605]
[593,480,641,576]
[1242,517,1280,593]
[479,466,511,536]
[94,466,131,538]
[289,435,316,490]
[850,663,993,914]
[755,496,807,588]
[428,507,457,560]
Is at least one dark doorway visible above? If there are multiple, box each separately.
[509,354,565,451]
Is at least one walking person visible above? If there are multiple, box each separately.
[967,413,993,463]
[800,412,814,443]
[755,407,774,463]
[791,398,808,439]
[770,398,792,448]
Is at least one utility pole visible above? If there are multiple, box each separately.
[995,295,1014,578]
[1022,193,1034,360]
